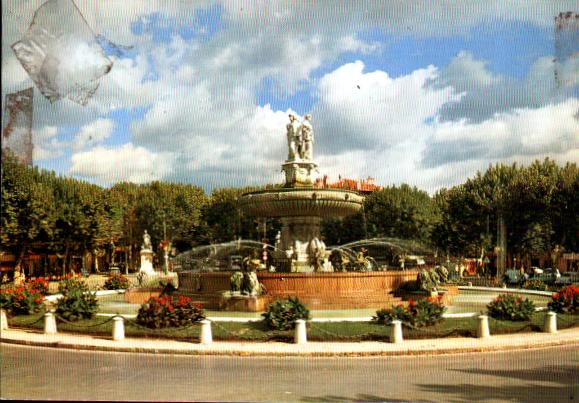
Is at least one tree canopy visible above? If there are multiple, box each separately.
[1,150,577,273]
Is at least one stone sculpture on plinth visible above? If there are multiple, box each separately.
[282,113,318,187]
[139,230,155,275]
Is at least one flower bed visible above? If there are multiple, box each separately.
[548,285,579,313]
[261,298,311,330]
[103,273,130,290]
[55,278,98,321]
[0,286,44,315]
[136,295,205,329]
[487,294,535,321]
[373,297,446,328]
[0,277,50,316]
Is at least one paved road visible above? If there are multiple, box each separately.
[1,343,578,402]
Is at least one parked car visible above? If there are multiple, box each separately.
[504,269,522,285]
[532,268,556,284]
[556,272,579,285]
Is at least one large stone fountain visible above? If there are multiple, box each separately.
[238,113,364,272]
[178,113,418,310]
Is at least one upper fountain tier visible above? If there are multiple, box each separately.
[238,113,363,218]
[238,187,363,218]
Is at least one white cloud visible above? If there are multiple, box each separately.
[69,143,175,185]
[32,125,66,161]
[430,52,579,123]
[314,61,457,152]
[422,99,579,167]
[2,1,578,193]
[71,118,114,151]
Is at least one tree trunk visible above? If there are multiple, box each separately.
[63,243,70,276]
[496,214,507,278]
[13,243,27,274]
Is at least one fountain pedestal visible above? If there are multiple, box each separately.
[219,292,268,311]
[282,160,318,187]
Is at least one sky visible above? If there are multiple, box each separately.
[2,1,578,194]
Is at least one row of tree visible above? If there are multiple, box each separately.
[2,150,578,274]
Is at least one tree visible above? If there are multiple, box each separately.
[1,152,57,272]
[363,184,438,243]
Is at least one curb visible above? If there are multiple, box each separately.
[2,329,578,358]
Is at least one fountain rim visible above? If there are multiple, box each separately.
[238,186,364,198]
[237,186,364,218]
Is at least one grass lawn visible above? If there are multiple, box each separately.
[7,311,579,342]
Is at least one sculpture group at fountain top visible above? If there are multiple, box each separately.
[286,113,314,161]
[282,114,317,187]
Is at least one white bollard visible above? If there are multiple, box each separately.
[477,315,490,338]
[199,319,213,344]
[390,320,403,343]
[544,311,557,334]
[294,319,307,344]
[44,312,57,335]
[112,316,125,341]
[0,309,8,330]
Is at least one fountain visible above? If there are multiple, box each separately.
[238,113,365,272]
[178,114,418,310]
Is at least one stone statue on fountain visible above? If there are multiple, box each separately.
[282,114,318,188]
[285,113,314,162]
[286,114,301,160]
[300,114,314,160]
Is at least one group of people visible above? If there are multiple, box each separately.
[286,113,314,161]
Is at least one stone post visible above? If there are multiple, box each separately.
[112,316,125,341]
[44,311,57,335]
[390,320,403,343]
[544,311,557,334]
[477,315,490,338]
[0,309,8,330]
[294,319,307,344]
[200,319,212,344]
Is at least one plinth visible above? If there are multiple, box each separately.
[140,249,155,274]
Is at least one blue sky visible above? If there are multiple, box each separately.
[2,1,578,192]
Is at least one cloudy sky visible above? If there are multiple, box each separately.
[2,1,578,193]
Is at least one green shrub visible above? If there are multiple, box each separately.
[103,273,130,290]
[0,285,44,315]
[487,294,535,321]
[55,278,98,321]
[548,285,579,313]
[136,295,205,329]
[373,297,446,328]
[373,304,413,325]
[522,279,548,291]
[262,298,311,330]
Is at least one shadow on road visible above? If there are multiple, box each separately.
[300,394,434,402]
[417,365,578,402]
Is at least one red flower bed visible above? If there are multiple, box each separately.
[548,285,579,313]
[0,285,44,315]
[28,277,49,296]
[136,295,205,328]
[103,273,130,290]
[373,296,446,328]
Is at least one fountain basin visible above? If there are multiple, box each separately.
[238,188,364,218]
[178,270,418,311]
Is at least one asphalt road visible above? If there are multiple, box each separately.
[1,343,578,402]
